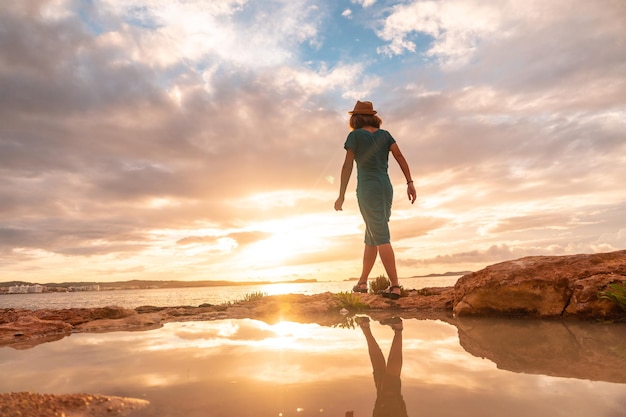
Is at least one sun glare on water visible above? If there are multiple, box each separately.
[257,283,306,296]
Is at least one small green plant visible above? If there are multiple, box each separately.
[369,274,408,297]
[371,275,391,293]
[598,281,626,311]
[334,291,369,312]
[238,291,267,303]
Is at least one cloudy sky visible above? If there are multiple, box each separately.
[1,0,625,284]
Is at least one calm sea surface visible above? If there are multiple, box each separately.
[0,276,460,310]
[2,274,626,417]
[2,316,625,417]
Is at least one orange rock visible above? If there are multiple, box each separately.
[453,250,626,318]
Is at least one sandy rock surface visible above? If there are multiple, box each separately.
[0,392,148,417]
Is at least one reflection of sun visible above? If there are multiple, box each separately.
[271,321,313,339]
[258,321,319,350]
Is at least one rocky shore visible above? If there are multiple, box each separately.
[454,249,626,317]
[1,251,625,416]
[0,393,149,417]
[2,250,625,351]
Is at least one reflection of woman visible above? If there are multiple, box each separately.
[334,101,416,300]
[356,316,408,417]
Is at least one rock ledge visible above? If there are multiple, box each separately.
[1,251,625,349]
[453,250,626,318]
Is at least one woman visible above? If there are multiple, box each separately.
[334,101,416,299]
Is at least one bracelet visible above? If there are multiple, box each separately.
[407,180,414,184]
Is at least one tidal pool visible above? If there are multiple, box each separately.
[1,316,625,417]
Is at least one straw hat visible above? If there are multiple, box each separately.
[348,100,377,115]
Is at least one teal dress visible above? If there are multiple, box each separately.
[344,129,396,246]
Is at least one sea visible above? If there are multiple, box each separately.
[0,276,461,310]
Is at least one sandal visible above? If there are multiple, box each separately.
[352,282,368,293]
[381,316,403,331]
[379,285,402,300]
[354,316,370,328]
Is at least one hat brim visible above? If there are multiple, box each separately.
[348,110,377,115]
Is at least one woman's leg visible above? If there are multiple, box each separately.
[357,318,386,379]
[385,320,403,377]
[378,243,400,295]
[358,244,378,283]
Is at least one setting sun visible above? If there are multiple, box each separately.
[228,213,344,279]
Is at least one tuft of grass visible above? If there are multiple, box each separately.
[371,275,391,293]
[370,274,408,297]
[598,281,626,311]
[334,291,369,312]
[238,291,267,303]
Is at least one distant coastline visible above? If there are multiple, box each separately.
[0,274,469,295]
[412,271,472,278]
[344,271,471,281]
[0,278,319,294]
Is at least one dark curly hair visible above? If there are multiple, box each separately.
[350,114,382,130]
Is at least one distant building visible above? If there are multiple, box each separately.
[29,284,44,293]
[8,284,44,294]
[68,284,100,292]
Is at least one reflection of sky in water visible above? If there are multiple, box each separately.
[1,318,626,417]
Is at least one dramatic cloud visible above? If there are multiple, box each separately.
[1,0,624,283]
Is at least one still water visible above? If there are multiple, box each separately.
[1,315,625,417]
[0,277,461,310]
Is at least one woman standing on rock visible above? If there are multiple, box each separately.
[334,100,416,299]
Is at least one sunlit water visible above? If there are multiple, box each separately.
[1,316,625,417]
[0,276,460,310]
[2,277,626,416]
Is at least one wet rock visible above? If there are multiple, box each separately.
[565,273,626,318]
[0,314,72,348]
[400,287,455,310]
[0,392,149,417]
[135,305,168,313]
[453,250,626,318]
[74,312,165,333]
[34,306,136,326]
[0,308,20,325]
[0,308,136,349]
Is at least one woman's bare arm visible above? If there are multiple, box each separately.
[334,149,355,210]
[390,143,416,204]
